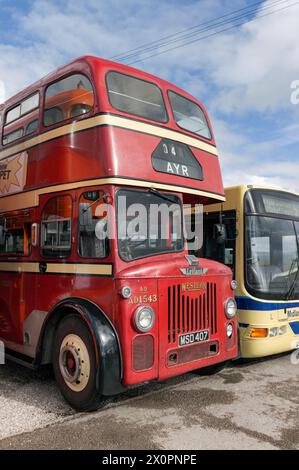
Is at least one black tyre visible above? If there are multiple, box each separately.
[195,360,228,376]
[53,314,103,411]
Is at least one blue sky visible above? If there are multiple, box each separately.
[0,0,298,191]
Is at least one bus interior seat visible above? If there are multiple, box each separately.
[44,107,64,126]
[71,104,92,117]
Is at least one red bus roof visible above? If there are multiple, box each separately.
[0,56,211,128]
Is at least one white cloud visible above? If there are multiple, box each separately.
[2,0,298,111]
[206,0,299,113]
[213,117,298,192]
[0,0,234,98]
[0,80,5,103]
[136,0,299,115]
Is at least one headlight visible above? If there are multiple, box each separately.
[278,325,287,335]
[121,286,132,299]
[231,280,238,291]
[225,298,237,319]
[269,327,278,337]
[134,306,155,333]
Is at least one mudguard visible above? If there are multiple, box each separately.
[48,297,125,396]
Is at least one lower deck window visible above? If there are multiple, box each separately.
[78,191,108,259]
[41,195,72,258]
[0,218,31,255]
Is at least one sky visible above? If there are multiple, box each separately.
[0,0,298,192]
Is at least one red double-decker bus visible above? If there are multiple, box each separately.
[0,56,238,410]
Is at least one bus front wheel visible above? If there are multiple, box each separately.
[53,314,103,411]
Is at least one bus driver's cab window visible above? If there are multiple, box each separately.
[78,191,108,259]
[203,210,237,276]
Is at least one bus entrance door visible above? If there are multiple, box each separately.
[0,214,31,344]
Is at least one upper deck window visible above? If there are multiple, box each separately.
[2,128,24,145]
[106,71,168,123]
[25,119,39,136]
[2,92,40,146]
[168,91,211,140]
[5,92,39,125]
[44,74,94,127]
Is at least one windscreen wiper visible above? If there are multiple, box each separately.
[82,197,100,214]
[285,258,299,300]
[148,188,178,205]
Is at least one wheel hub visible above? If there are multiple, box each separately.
[58,334,91,392]
[60,345,82,383]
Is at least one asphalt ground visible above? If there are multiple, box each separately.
[0,353,298,450]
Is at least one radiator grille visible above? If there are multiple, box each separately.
[167,283,217,344]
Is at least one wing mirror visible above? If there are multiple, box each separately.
[213,223,227,245]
